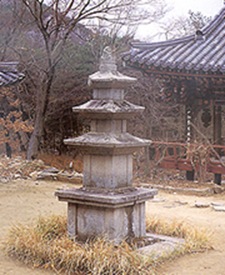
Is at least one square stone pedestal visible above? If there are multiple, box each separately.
[55,187,157,243]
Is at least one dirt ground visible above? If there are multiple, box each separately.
[0,180,225,275]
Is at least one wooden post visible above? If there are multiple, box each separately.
[213,105,222,185]
[185,105,195,181]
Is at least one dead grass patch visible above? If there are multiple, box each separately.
[3,215,212,274]
[3,215,155,274]
[146,216,212,254]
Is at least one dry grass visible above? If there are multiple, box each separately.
[3,215,155,275]
[146,216,212,254]
[3,215,212,274]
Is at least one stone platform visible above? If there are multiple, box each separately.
[56,187,157,243]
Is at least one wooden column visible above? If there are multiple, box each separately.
[185,105,195,181]
[213,105,222,185]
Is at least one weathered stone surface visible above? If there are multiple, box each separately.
[56,47,155,244]
[195,201,210,208]
[88,70,136,87]
[56,187,157,243]
[73,99,144,117]
[83,154,132,189]
[37,170,83,183]
[64,132,151,155]
[174,200,188,205]
[211,202,225,207]
[212,205,225,212]
[151,197,166,203]
[56,187,157,207]
[138,233,185,258]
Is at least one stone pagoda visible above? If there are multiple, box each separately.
[55,47,157,243]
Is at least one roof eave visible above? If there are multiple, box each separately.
[127,61,225,79]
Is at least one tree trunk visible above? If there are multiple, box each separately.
[26,113,44,160]
[26,87,46,160]
[26,65,53,160]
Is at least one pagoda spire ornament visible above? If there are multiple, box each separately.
[99,46,117,73]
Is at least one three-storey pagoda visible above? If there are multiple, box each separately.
[55,48,157,243]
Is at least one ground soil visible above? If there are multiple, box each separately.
[1,179,225,275]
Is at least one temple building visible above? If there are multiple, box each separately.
[0,62,24,87]
[123,6,225,183]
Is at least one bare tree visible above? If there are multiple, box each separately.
[158,10,211,40]
[12,0,168,160]
[0,1,26,60]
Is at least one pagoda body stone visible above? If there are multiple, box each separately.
[55,47,157,243]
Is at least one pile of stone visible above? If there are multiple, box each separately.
[195,201,225,212]
[0,156,45,182]
[0,156,83,183]
[36,167,83,183]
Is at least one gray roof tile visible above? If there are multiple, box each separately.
[0,62,25,87]
[124,7,225,77]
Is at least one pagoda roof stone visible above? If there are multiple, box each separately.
[89,47,136,88]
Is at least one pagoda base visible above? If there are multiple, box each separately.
[55,187,157,243]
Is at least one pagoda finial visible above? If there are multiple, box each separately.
[99,46,117,73]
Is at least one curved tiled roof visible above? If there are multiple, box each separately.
[124,6,225,77]
[0,62,25,87]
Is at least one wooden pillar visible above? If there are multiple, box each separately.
[185,105,195,181]
[213,105,222,185]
